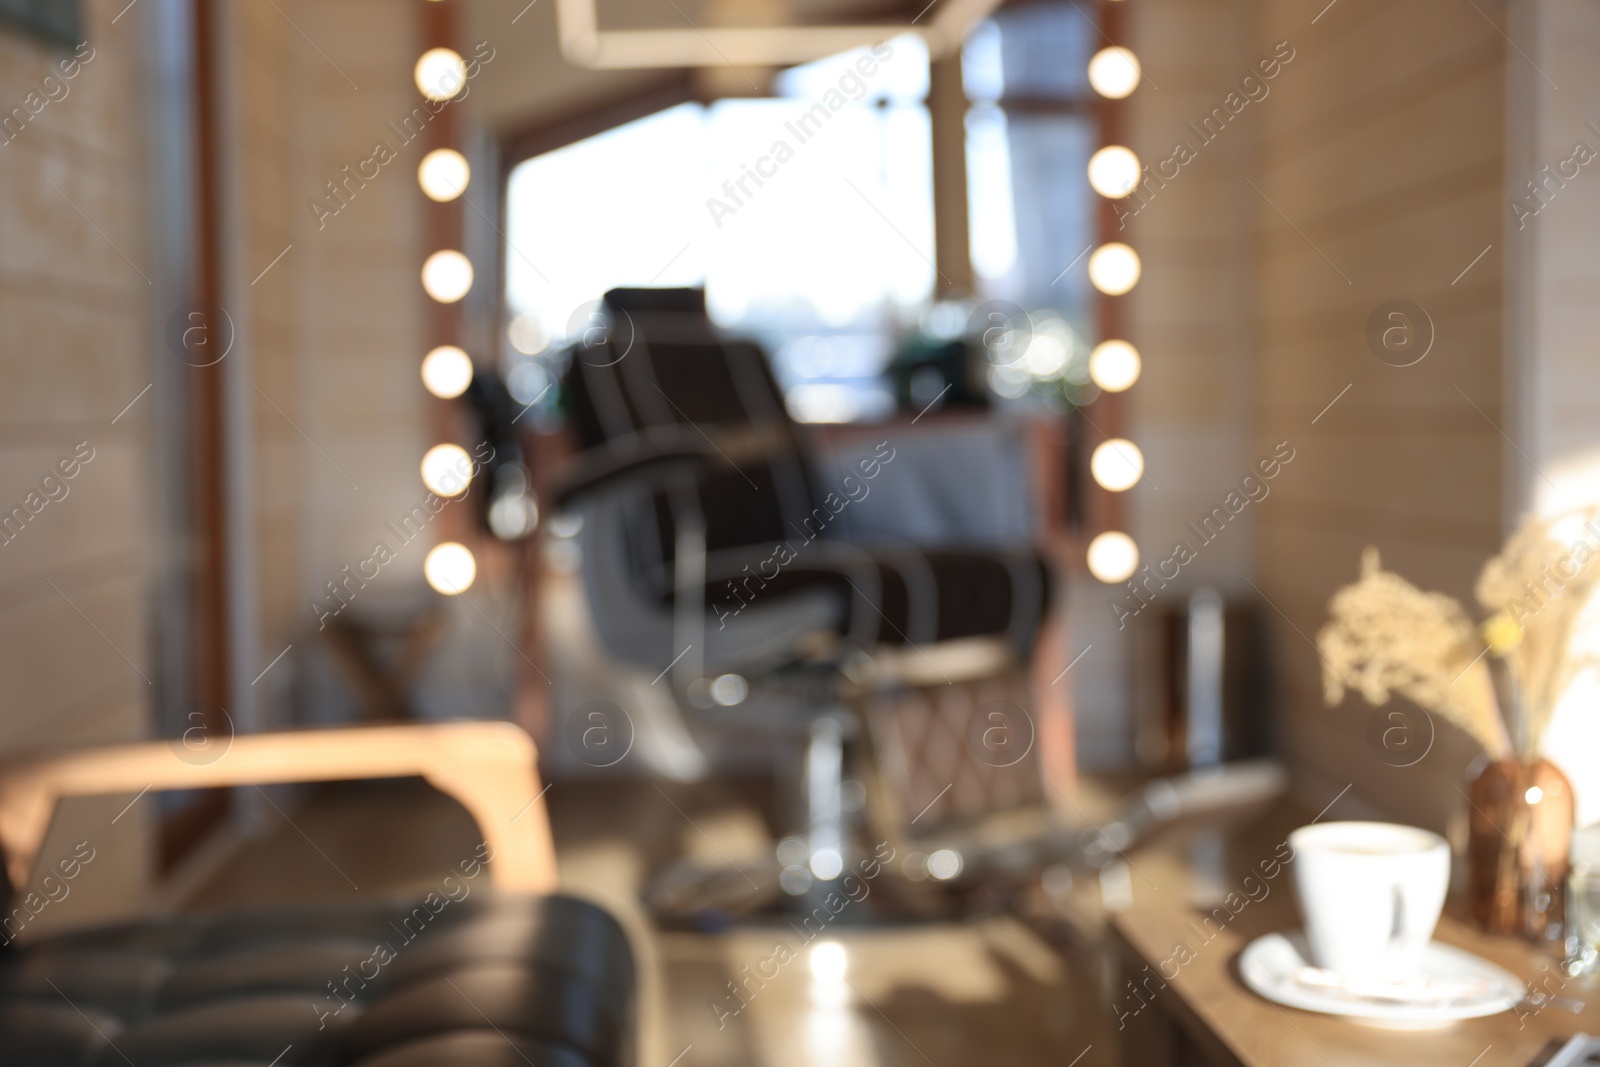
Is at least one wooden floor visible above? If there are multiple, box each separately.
[188,776,1116,1067]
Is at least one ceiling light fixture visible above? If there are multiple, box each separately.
[553,0,1002,68]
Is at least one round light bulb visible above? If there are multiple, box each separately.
[1089,340,1141,392]
[420,345,474,399]
[414,48,467,102]
[424,541,477,595]
[1086,531,1139,583]
[1090,439,1145,492]
[421,250,473,303]
[1088,46,1141,99]
[421,443,473,498]
[1088,243,1141,295]
[1088,146,1141,199]
[418,148,470,201]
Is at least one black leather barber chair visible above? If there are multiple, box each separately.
[553,288,1054,906]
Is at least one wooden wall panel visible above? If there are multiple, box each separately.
[0,0,157,927]
[1254,0,1506,831]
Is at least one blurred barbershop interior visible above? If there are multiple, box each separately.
[4,0,1600,1064]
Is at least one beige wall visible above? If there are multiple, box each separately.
[0,0,155,926]
[1252,0,1506,830]
[1504,0,1600,824]
[224,0,441,729]
[1089,0,1259,768]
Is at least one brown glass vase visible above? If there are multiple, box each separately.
[1466,757,1574,939]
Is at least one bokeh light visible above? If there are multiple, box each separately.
[418,148,470,201]
[424,541,477,594]
[1088,146,1141,199]
[420,345,473,399]
[420,443,473,498]
[422,250,473,303]
[1086,531,1139,583]
[414,48,466,102]
[1088,243,1141,295]
[1091,439,1145,491]
[1088,46,1141,99]
[1089,340,1141,392]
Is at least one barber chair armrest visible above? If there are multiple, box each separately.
[0,721,557,896]
[553,423,804,509]
[552,438,722,510]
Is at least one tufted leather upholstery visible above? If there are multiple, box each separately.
[0,892,635,1067]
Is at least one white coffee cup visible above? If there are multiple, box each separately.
[1288,821,1450,980]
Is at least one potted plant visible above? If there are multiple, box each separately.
[1316,509,1600,939]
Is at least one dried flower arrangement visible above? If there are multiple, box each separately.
[1318,508,1600,757]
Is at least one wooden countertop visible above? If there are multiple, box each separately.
[1105,800,1598,1067]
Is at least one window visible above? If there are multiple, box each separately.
[503,35,933,423]
[963,2,1099,405]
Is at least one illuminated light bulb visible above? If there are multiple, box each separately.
[422,250,473,302]
[1091,439,1145,491]
[1090,340,1141,392]
[420,345,473,399]
[418,148,470,201]
[414,48,467,102]
[424,541,477,594]
[1087,531,1139,583]
[1526,786,1544,804]
[421,443,473,498]
[1088,46,1141,99]
[1088,146,1142,199]
[1088,243,1141,295]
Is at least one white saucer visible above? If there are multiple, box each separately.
[1239,931,1524,1030]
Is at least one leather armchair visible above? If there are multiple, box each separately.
[0,721,636,1067]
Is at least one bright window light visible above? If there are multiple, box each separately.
[504,35,934,346]
[966,105,1019,285]
[961,20,1004,105]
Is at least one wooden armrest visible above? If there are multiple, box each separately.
[0,721,557,895]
